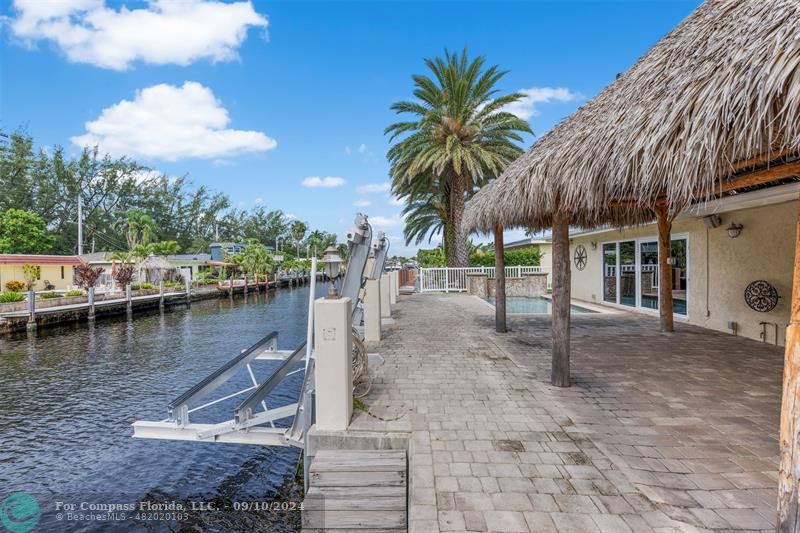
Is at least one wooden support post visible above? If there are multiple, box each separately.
[551,211,571,387]
[779,201,800,531]
[655,204,674,332]
[493,225,507,333]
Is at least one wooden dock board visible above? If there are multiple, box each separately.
[303,449,407,531]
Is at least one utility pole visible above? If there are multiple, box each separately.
[214,221,219,241]
[77,192,83,256]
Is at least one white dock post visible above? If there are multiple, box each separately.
[159,280,165,308]
[313,296,353,431]
[364,278,382,342]
[380,274,391,318]
[88,287,96,320]
[389,271,398,305]
[27,291,36,331]
[393,270,400,299]
[126,284,132,313]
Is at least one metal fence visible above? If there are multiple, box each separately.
[419,266,551,293]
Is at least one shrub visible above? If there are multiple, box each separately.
[38,292,62,299]
[0,291,26,303]
[4,280,25,292]
[65,289,86,297]
[75,264,105,288]
[114,265,135,288]
[131,282,155,290]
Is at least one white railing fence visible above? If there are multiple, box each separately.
[419,266,551,293]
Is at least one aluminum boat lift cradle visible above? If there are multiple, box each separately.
[131,214,386,449]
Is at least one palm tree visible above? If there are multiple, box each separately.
[290,220,307,258]
[401,191,448,247]
[386,49,531,267]
[121,209,156,249]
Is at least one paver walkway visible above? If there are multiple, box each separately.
[355,293,782,532]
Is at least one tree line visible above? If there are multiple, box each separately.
[0,131,336,257]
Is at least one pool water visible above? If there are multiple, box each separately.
[486,296,597,314]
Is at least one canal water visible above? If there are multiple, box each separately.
[0,284,326,532]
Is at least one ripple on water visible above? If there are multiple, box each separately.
[0,286,324,532]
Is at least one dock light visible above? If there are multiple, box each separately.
[321,245,344,299]
[726,221,743,239]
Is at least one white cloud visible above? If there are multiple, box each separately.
[357,182,390,194]
[357,143,367,154]
[254,197,264,205]
[504,87,582,120]
[370,215,402,228]
[302,176,346,188]
[344,145,352,156]
[70,82,276,161]
[9,0,267,70]
[353,199,371,207]
[388,196,404,206]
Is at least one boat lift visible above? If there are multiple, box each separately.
[132,214,375,451]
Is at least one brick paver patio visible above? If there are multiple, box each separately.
[355,292,783,532]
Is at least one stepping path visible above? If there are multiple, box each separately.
[355,292,780,532]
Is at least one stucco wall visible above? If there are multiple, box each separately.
[0,265,75,291]
[569,200,795,346]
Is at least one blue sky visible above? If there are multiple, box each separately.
[1,0,701,256]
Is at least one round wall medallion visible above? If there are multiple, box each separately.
[744,280,779,312]
[574,245,588,271]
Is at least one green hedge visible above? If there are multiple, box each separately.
[65,289,86,297]
[469,248,543,267]
[131,282,156,290]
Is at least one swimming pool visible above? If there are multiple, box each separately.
[485,296,597,314]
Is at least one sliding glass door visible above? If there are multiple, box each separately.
[601,236,688,316]
[639,241,658,310]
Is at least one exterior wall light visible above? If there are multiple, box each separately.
[321,245,344,298]
[726,222,743,239]
[590,241,598,250]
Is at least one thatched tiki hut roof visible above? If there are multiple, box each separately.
[464,0,800,232]
[464,2,800,520]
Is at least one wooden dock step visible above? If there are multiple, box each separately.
[303,450,407,531]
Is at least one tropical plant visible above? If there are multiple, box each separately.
[21,264,41,290]
[114,265,135,288]
[4,280,25,292]
[386,49,531,267]
[75,264,105,288]
[121,209,156,249]
[290,220,307,257]
[234,242,275,281]
[150,240,181,256]
[65,289,86,297]
[0,291,26,303]
[131,282,155,290]
[401,190,448,247]
[417,247,446,267]
[38,292,62,299]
